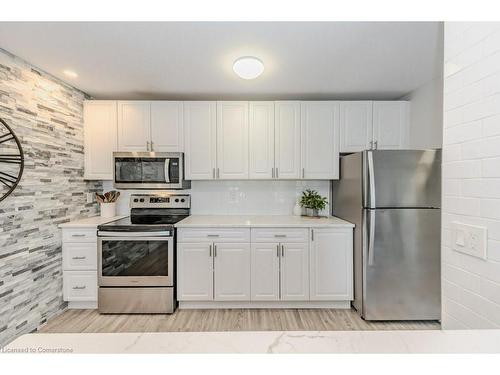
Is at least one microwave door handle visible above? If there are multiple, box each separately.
[164,159,170,183]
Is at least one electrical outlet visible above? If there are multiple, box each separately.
[86,192,94,204]
[451,222,487,259]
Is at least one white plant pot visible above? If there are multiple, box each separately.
[100,202,116,218]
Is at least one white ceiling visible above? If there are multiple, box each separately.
[0,22,443,100]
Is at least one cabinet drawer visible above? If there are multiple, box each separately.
[63,271,97,301]
[63,243,97,270]
[62,228,97,243]
[178,228,250,243]
[251,228,309,243]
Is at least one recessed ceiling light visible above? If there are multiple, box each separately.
[233,57,264,80]
[63,69,78,79]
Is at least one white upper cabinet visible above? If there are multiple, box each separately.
[83,101,117,180]
[214,243,251,301]
[184,101,217,180]
[339,101,373,152]
[274,101,301,179]
[216,101,249,180]
[117,101,151,151]
[150,101,183,152]
[372,101,409,150]
[249,102,275,179]
[310,228,353,301]
[301,101,340,179]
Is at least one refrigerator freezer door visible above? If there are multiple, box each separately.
[363,208,441,320]
[364,150,441,209]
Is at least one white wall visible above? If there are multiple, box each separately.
[103,180,331,216]
[401,23,444,149]
[442,22,500,329]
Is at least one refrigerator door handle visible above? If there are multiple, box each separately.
[368,209,375,266]
[367,151,376,208]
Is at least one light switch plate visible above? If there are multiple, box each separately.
[451,221,487,259]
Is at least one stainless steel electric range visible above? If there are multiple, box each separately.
[97,193,190,314]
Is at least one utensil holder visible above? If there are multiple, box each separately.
[100,202,116,218]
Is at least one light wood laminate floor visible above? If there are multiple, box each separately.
[39,308,440,333]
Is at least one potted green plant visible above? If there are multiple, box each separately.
[299,189,328,217]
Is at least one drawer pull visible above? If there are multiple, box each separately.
[274,234,287,238]
[72,256,86,260]
[71,234,86,237]
[207,234,220,238]
[72,285,87,290]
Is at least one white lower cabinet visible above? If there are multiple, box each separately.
[63,271,97,302]
[178,226,353,306]
[214,243,251,301]
[250,243,280,301]
[177,243,214,301]
[309,228,353,301]
[280,242,310,301]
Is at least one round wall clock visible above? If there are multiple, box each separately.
[0,118,24,203]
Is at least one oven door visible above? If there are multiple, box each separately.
[113,152,184,189]
[98,234,174,287]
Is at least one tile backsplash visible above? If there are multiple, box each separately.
[102,180,331,216]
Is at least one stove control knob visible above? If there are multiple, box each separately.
[181,198,185,202]
[175,198,179,203]
[140,198,145,203]
[133,199,138,202]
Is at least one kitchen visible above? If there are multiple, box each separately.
[1,19,500,357]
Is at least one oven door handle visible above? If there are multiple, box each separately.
[164,158,170,183]
[97,231,173,237]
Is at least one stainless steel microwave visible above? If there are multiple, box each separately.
[113,152,191,190]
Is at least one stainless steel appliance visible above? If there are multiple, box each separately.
[332,150,441,321]
[97,193,190,313]
[113,152,190,190]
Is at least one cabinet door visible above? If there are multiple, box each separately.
[301,101,340,179]
[151,101,183,152]
[251,243,280,301]
[310,228,353,301]
[280,242,309,301]
[183,101,217,180]
[216,102,249,179]
[339,101,373,152]
[373,101,409,150]
[249,102,274,179]
[274,101,301,179]
[214,242,251,301]
[83,101,117,180]
[117,101,151,151]
[177,243,213,301]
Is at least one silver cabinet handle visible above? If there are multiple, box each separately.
[214,244,217,257]
[369,140,373,149]
[216,168,220,179]
[207,234,220,238]
[146,141,150,151]
[281,244,284,257]
[71,234,86,237]
[150,141,154,151]
[212,168,216,179]
[72,286,86,290]
[272,167,275,178]
[311,229,314,241]
[302,168,305,178]
[276,244,280,257]
[209,244,212,257]
[274,234,287,238]
[276,167,279,179]
[374,141,378,149]
[72,256,86,260]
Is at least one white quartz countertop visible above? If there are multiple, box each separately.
[5,330,500,353]
[58,215,127,228]
[175,215,354,228]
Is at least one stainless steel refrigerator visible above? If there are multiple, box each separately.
[332,150,441,321]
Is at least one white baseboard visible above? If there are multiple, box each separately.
[68,301,98,309]
[179,301,351,309]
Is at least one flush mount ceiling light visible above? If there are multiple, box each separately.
[63,69,78,78]
[232,57,264,80]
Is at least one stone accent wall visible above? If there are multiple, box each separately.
[0,49,101,346]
